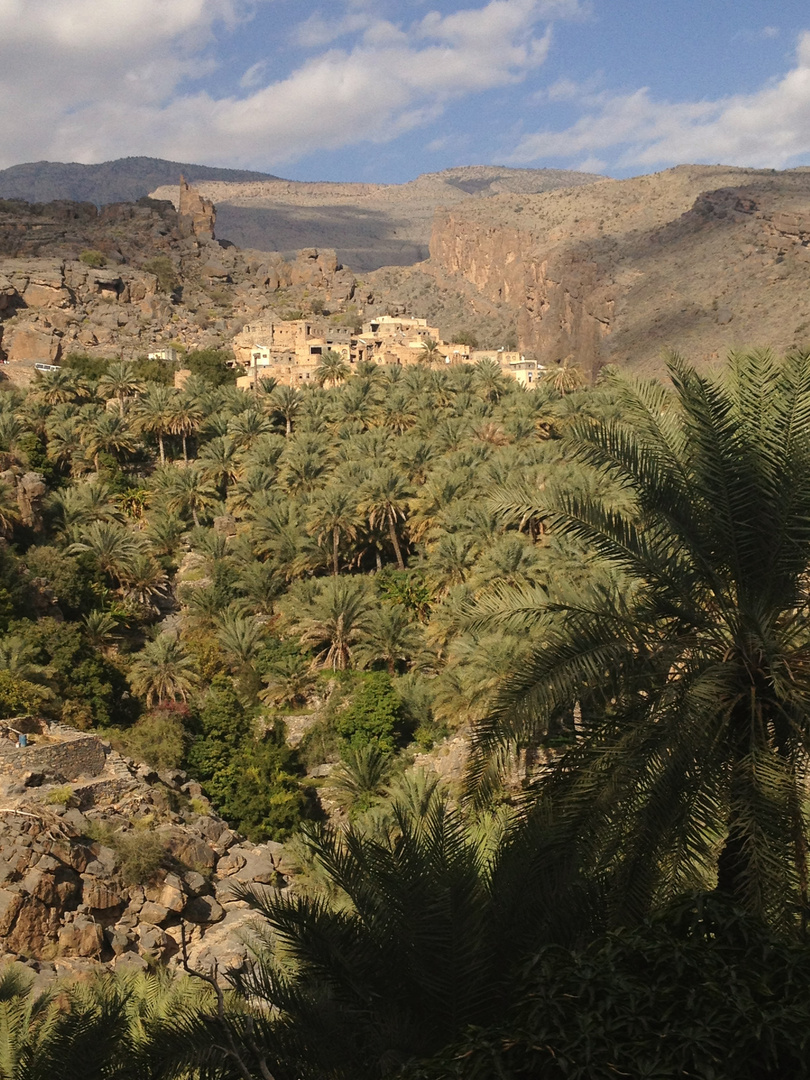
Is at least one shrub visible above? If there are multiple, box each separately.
[185,348,236,387]
[115,831,164,885]
[108,709,189,770]
[79,249,106,268]
[85,821,164,884]
[334,672,407,755]
[44,785,74,806]
[142,256,179,295]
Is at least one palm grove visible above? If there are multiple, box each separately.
[2,345,810,1077]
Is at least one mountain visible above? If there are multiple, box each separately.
[0,157,282,206]
[427,164,810,377]
[149,165,602,271]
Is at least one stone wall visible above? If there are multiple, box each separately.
[0,728,106,782]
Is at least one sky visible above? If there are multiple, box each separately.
[2,0,810,183]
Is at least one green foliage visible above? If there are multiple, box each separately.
[377,568,432,621]
[0,669,50,719]
[7,618,131,727]
[61,352,110,380]
[187,676,312,839]
[185,348,237,387]
[108,707,189,770]
[223,727,314,841]
[79,249,106,268]
[414,897,810,1080]
[44,785,74,806]
[22,546,99,617]
[131,356,175,385]
[85,820,165,884]
[334,671,407,754]
[470,350,810,930]
[142,255,179,295]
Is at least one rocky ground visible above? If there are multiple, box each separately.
[0,193,361,379]
[428,164,810,377]
[0,722,298,984]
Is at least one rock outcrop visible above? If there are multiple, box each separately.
[178,176,216,242]
[0,194,358,381]
[0,721,296,981]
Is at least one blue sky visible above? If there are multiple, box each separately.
[2,0,809,182]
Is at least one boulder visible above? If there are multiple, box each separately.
[140,901,169,925]
[183,895,225,925]
[58,917,103,958]
[4,325,61,364]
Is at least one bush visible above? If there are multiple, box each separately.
[186,677,314,840]
[85,821,164,884]
[413,896,810,1080]
[79,249,106,268]
[108,709,189,770]
[142,256,179,295]
[115,830,164,885]
[185,348,237,387]
[44,785,74,806]
[61,353,110,380]
[334,672,407,755]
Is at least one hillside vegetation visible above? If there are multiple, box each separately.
[2,349,810,1079]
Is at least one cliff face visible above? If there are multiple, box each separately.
[428,165,810,377]
[150,165,602,272]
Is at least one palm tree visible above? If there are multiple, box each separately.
[81,410,138,471]
[34,367,90,405]
[197,435,240,496]
[471,351,810,931]
[0,967,136,1080]
[328,743,393,814]
[306,484,360,575]
[473,357,508,403]
[215,610,266,673]
[82,609,120,652]
[97,361,144,415]
[540,357,585,394]
[213,794,593,1080]
[68,520,145,585]
[282,577,372,670]
[161,466,220,527]
[314,349,351,388]
[51,480,122,535]
[119,553,169,614]
[169,396,204,463]
[134,383,177,464]
[419,337,443,366]
[358,466,411,571]
[354,605,423,674]
[128,633,197,706]
[271,384,302,437]
[228,408,273,451]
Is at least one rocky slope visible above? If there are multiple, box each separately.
[0,720,295,982]
[0,195,359,376]
[428,164,810,378]
[150,165,602,272]
[0,158,281,206]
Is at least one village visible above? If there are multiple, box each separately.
[217,313,542,390]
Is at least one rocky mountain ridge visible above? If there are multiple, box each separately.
[150,165,602,271]
[428,164,810,377]
[0,196,360,376]
[0,157,281,206]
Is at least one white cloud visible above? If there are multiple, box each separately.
[0,0,575,170]
[510,30,810,170]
